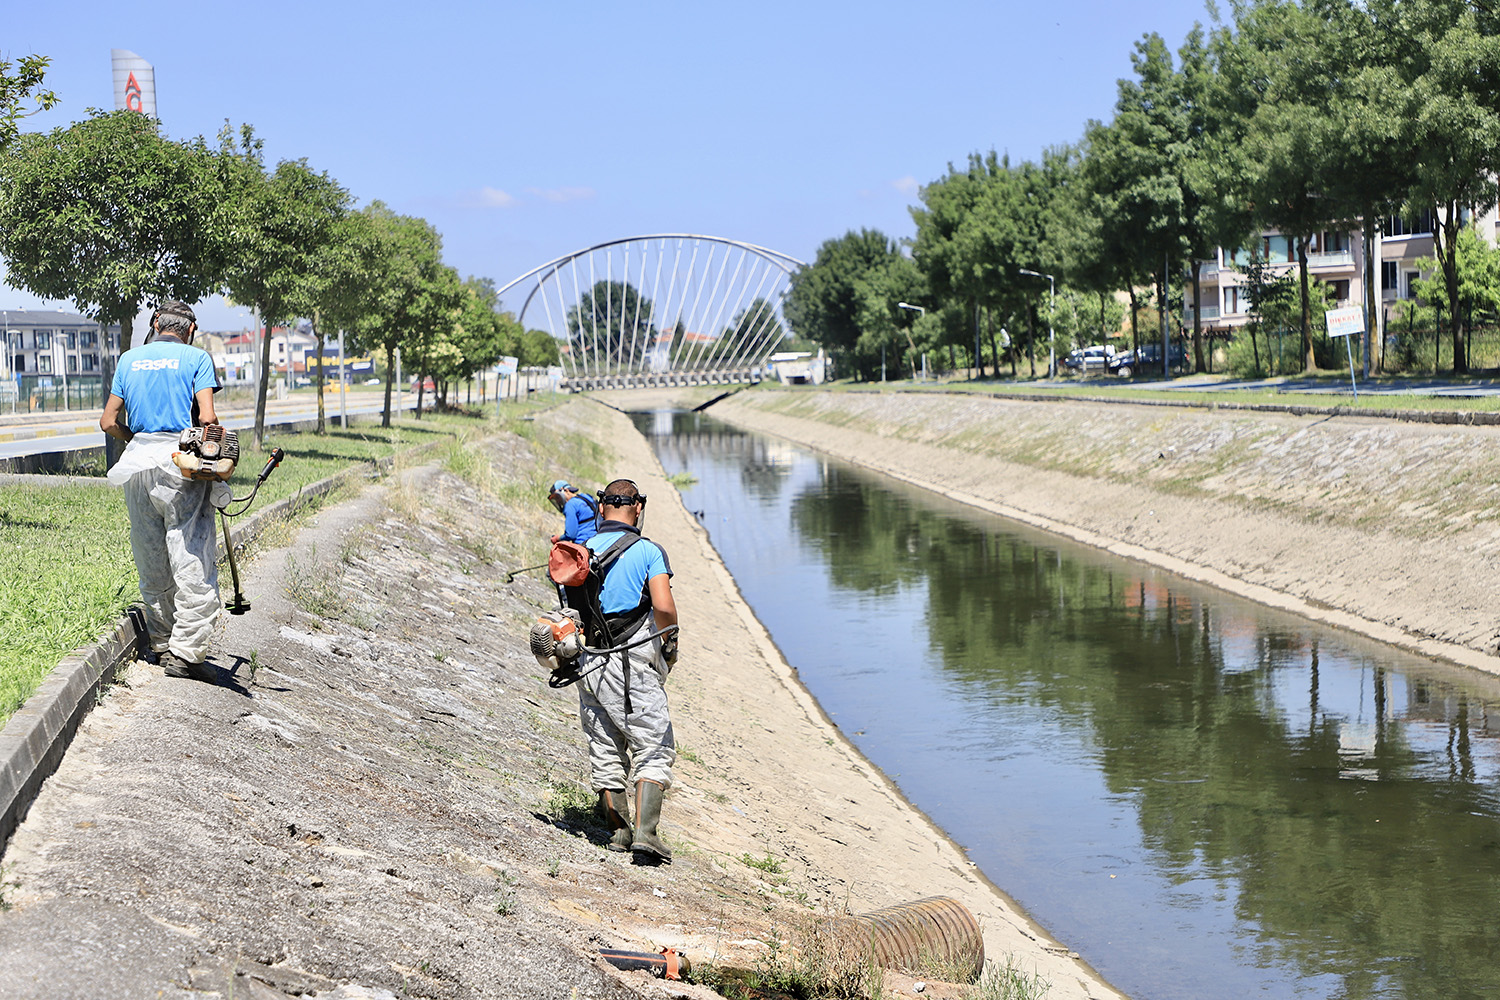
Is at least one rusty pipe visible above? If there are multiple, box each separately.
[817,896,984,984]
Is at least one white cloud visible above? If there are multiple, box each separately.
[891,176,921,197]
[525,186,596,204]
[476,186,517,208]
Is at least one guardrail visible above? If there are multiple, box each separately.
[563,368,764,391]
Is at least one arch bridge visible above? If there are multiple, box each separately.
[495,234,804,390]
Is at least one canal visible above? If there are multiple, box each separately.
[637,409,1500,1000]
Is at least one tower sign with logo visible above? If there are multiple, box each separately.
[111,49,157,118]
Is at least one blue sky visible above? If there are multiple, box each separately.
[5,0,1219,332]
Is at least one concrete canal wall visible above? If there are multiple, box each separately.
[712,388,1500,679]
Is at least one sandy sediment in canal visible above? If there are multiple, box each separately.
[702,387,1500,677]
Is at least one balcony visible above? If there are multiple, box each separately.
[1184,305,1221,323]
[1307,250,1354,269]
[1197,259,1221,279]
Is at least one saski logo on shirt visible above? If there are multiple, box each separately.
[130,358,181,372]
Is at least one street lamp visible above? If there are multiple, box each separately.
[897,302,925,381]
[1018,268,1056,378]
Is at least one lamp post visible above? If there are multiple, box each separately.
[1018,268,1055,378]
[897,302,925,381]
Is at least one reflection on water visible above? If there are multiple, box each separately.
[639,410,1500,1000]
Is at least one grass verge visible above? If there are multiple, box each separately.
[0,403,550,725]
[767,375,1500,415]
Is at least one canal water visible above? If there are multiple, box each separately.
[636,410,1500,1000]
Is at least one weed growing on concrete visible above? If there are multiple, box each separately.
[961,955,1051,1000]
[494,870,518,915]
[546,857,561,878]
[739,852,783,874]
[247,649,261,685]
[667,471,699,488]
[735,920,884,1000]
[0,863,15,911]
[677,745,703,764]
[337,528,367,566]
[545,781,595,827]
[285,547,351,622]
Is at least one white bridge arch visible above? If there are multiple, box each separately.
[495,234,805,389]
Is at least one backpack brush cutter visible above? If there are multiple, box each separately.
[212,447,287,615]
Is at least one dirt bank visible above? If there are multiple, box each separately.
[0,401,1121,1000]
[710,388,1500,677]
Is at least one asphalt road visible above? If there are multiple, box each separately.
[0,396,414,460]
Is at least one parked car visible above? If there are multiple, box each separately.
[1063,345,1117,372]
[1117,342,1187,376]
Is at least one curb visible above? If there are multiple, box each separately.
[0,612,142,852]
[0,442,441,855]
[0,423,98,443]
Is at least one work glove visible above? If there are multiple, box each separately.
[660,633,679,667]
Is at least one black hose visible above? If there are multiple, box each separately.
[504,562,548,583]
[545,624,679,689]
[581,623,678,657]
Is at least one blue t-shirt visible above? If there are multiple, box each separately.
[110,340,218,433]
[586,522,671,615]
[562,494,599,543]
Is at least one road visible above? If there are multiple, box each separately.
[0,394,414,461]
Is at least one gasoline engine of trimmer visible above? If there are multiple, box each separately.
[530,609,585,683]
[173,425,241,481]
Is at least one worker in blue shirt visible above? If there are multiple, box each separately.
[100,301,224,683]
[575,478,679,861]
[548,479,599,543]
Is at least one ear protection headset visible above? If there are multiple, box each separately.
[150,301,198,343]
[597,480,647,508]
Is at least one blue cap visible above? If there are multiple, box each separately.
[550,480,572,493]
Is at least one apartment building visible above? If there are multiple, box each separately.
[1183,205,1500,334]
[209,326,317,384]
[2,309,123,381]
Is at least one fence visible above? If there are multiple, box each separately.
[0,375,109,416]
[1215,324,1500,377]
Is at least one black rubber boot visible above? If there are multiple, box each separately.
[598,789,633,852]
[631,779,672,862]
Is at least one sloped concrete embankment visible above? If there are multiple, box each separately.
[0,401,1125,1000]
[712,389,1500,677]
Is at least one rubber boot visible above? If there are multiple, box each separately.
[598,789,633,852]
[631,779,672,862]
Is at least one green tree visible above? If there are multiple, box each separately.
[1086,30,1241,376]
[719,297,788,365]
[343,203,448,428]
[0,109,230,381]
[220,130,350,446]
[519,327,560,367]
[910,159,993,375]
[1224,0,1357,372]
[279,177,357,434]
[442,276,512,405]
[566,280,655,370]
[1399,0,1500,373]
[0,53,58,150]
[404,262,463,418]
[854,255,927,378]
[784,229,903,380]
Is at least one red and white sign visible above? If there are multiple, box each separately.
[1325,306,1365,339]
